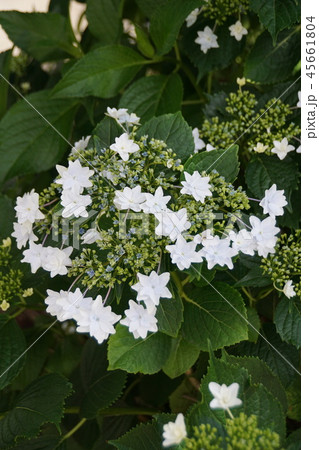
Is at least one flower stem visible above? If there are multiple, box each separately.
[226,408,234,419]
[60,418,87,442]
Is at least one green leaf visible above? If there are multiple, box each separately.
[10,435,61,450]
[183,146,239,182]
[137,112,194,162]
[246,306,261,343]
[111,421,162,450]
[286,429,301,450]
[163,335,200,378]
[86,0,123,43]
[244,384,286,441]
[0,50,11,119]
[244,29,301,83]
[135,25,155,58]
[0,90,78,184]
[0,373,72,448]
[80,339,109,390]
[224,354,287,412]
[156,290,183,337]
[234,265,272,288]
[181,283,248,351]
[150,0,203,55]
[0,11,80,61]
[52,45,146,99]
[0,195,15,240]
[286,378,301,421]
[119,74,183,122]
[245,154,299,206]
[230,324,300,388]
[80,370,127,419]
[108,325,171,374]
[182,22,244,79]
[0,316,26,390]
[250,0,301,42]
[274,299,301,348]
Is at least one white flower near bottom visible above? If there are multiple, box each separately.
[120,300,158,339]
[162,413,187,448]
[155,208,191,241]
[209,382,242,410]
[12,221,38,249]
[81,228,102,244]
[201,236,237,270]
[271,138,295,160]
[229,20,248,41]
[14,189,44,224]
[186,8,199,27]
[283,280,296,298]
[44,289,68,320]
[229,229,256,256]
[260,184,287,217]
[195,26,219,53]
[132,271,172,313]
[41,246,73,277]
[76,295,121,344]
[181,171,212,203]
[141,187,171,213]
[192,127,205,152]
[114,186,145,212]
[110,133,140,161]
[166,235,202,270]
[61,189,92,218]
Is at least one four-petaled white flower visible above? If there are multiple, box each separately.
[229,229,256,256]
[56,159,94,192]
[209,382,242,410]
[155,208,191,241]
[70,135,91,156]
[120,300,158,339]
[12,221,37,249]
[283,280,296,298]
[77,295,121,344]
[193,228,214,245]
[249,215,280,258]
[192,128,205,153]
[297,91,301,108]
[229,20,248,41]
[253,142,268,153]
[260,184,288,217]
[162,413,187,448]
[114,186,146,211]
[166,235,202,270]
[14,189,44,224]
[132,271,172,313]
[271,138,295,160]
[186,8,199,27]
[110,133,140,161]
[141,187,171,213]
[61,189,92,218]
[195,26,219,53]
[181,171,212,203]
[41,246,73,277]
[81,228,102,244]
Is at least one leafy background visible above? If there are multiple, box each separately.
[0,0,300,448]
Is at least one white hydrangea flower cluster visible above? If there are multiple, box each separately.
[11,108,288,345]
